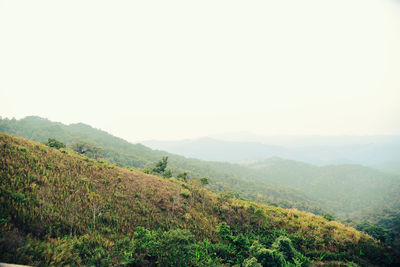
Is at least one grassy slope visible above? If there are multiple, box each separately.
[0,116,325,214]
[3,116,399,220]
[0,133,396,266]
[2,117,399,249]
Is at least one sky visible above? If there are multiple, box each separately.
[1,0,399,142]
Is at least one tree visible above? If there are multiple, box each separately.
[323,213,335,221]
[200,177,209,186]
[163,169,172,178]
[88,192,102,230]
[45,138,66,149]
[71,141,102,159]
[152,157,170,177]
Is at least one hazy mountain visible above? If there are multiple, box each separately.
[143,137,285,162]
[241,157,400,218]
[143,136,400,172]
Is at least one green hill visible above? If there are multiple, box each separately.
[1,116,399,252]
[242,158,400,249]
[0,133,397,266]
[0,116,325,215]
[243,157,400,218]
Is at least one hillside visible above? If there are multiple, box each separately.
[0,116,326,215]
[0,132,397,266]
[242,158,400,218]
[1,116,399,246]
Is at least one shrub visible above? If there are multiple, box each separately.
[272,236,297,260]
[157,229,196,266]
[249,240,285,267]
[200,177,209,186]
[163,169,172,178]
[217,222,232,241]
[177,172,189,182]
[45,138,66,149]
[180,189,191,199]
[323,213,335,221]
[243,257,262,267]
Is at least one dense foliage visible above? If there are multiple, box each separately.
[1,133,397,266]
[44,138,66,149]
[243,158,400,219]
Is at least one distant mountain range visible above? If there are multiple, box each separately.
[142,136,400,173]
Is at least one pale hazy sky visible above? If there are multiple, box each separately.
[1,0,399,141]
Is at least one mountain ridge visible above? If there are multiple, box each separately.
[142,136,400,170]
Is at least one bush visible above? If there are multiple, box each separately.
[247,237,311,267]
[163,169,172,178]
[45,138,66,149]
[157,229,196,266]
[177,172,188,182]
[180,189,191,199]
[217,222,233,241]
[249,240,285,267]
[243,257,262,267]
[272,236,311,266]
[323,213,335,221]
[132,227,158,265]
[272,236,297,261]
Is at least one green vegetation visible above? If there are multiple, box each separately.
[352,209,400,251]
[44,138,66,149]
[243,158,400,219]
[0,116,327,215]
[0,133,397,266]
[242,158,400,251]
[151,156,173,178]
[71,140,103,159]
[200,177,210,186]
[1,116,399,258]
[177,171,189,182]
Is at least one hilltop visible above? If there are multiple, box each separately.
[0,132,397,266]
